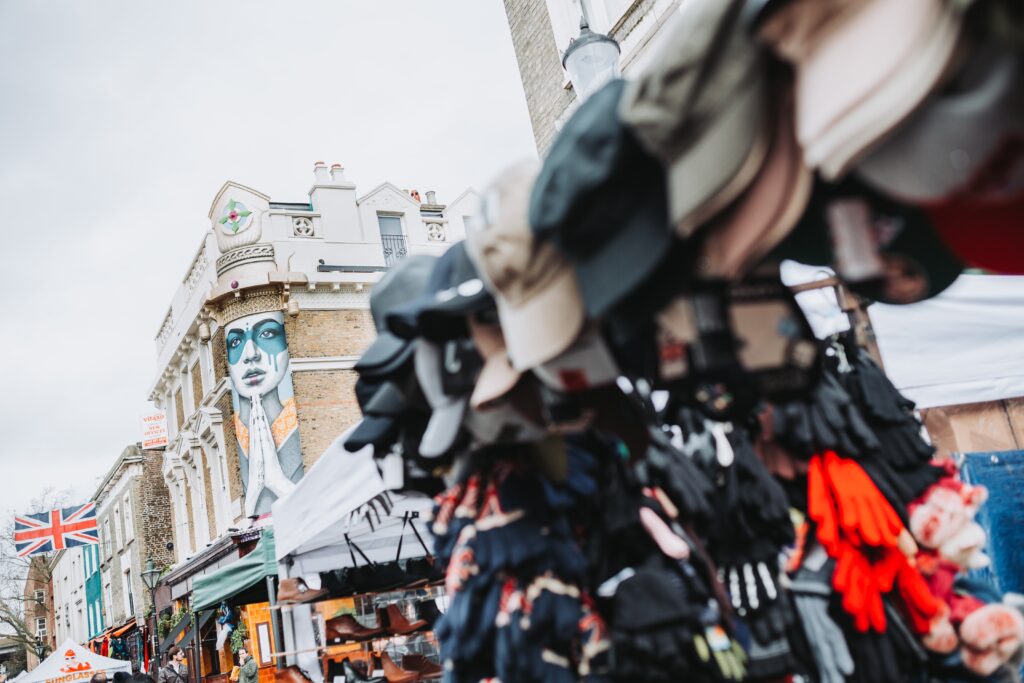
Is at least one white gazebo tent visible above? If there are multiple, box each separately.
[271,430,434,682]
[22,639,130,683]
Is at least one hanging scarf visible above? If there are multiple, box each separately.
[244,393,296,516]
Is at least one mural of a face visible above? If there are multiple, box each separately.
[227,311,290,398]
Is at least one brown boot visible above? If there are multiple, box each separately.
[381,653,418,683]
[326,614,383,643]
[401,654,442,679]
[278,577,328,605]
[380,603,427,635]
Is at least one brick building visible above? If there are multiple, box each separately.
[502,0,681,153]
[147,163,477,676]
[93,445,175,669]
[22,556,54,670]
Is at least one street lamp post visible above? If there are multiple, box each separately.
[561,8,621,102]
[140,559,162,670]
[34,636,46,661]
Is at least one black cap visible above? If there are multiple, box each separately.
[529,79,673,317]
[354,254,437,380]
[344,415,400,452]
[417,242,495,341]
[386,241,493,341]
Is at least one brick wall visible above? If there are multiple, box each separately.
[292,369,362,469]
[502,0,577,155]
[284,309,375,466]
[190,360,203,409]
[285,309,374,358]
[174,389,185,431]
[216,392,244,502]
[137,449,176,571]
[202,458,217,540]
[212,328,228,383]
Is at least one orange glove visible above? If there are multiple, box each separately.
[808,454,841,554]
[832,539,887,632]
[821,451,905,549]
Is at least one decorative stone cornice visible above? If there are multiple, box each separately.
[212,287,283,326]
[216,243,276,276]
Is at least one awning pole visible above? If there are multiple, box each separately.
[193,610,204,683]
[266,576,285,671]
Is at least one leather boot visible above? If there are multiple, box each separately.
[400,654,442,680]
[381,653,418,683]
[341,658,385,683]
[278,577,328,605]
[380,603,427,636]
[326,614,383,643]
[414,600,443,628]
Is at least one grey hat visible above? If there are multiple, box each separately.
[619,0,769,237]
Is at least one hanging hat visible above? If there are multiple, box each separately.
[532,326,621,395]
[529,80,673,318]
[385,241,491,341]
[472,160,587,369]
[468,317,521,410]
[760,0,967,178]
[408,241,496,342]
[697,85,812,279]
[355,254,436,378]
[415,339,470,458]
[856,43,1024,203]
[619,0,770,237]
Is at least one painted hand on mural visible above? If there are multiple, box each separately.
[228,311,304,517]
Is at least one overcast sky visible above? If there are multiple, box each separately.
[0,1,537,519]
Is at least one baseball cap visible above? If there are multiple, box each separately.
[471,161,586,369]
[416,241,496,342]
[385,242,490,341]
[355,254,436,378]
[468,317,521,410]
[344,378,421,452]
[856,42,1024,203]
[529,80,673,318]
[619,0,770,237]
[697,86,812,279]
[760,0,966,178]
[415,339,470,458]
[532,326,621,394]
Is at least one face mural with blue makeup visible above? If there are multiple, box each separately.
[226,311,291,399]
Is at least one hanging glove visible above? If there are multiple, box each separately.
[790,553,855,683]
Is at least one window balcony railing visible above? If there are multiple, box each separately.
[381,234,408,267]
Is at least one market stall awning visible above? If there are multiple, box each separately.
[111,621,136,637]
[20,639,130,683]
[168,610,214,653]
[272,432,433,576]
[192,529,277,612]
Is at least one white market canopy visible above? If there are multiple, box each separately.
[782,264,1024,410]
[272,430,433,576]
[22,639,130,683]
[868,274,1024,409]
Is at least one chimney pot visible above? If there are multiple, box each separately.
[409,189,422,202]
[425,190,437,205]
[313,161,329,183]
[329,163,346,183]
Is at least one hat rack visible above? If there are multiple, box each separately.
[788,275,885,368]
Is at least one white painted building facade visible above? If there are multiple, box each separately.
[50,549,88,646]
[149,162,478,569]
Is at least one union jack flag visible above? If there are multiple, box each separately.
[14,503,99,557]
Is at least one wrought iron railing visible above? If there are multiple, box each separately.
[381,234,408,267]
